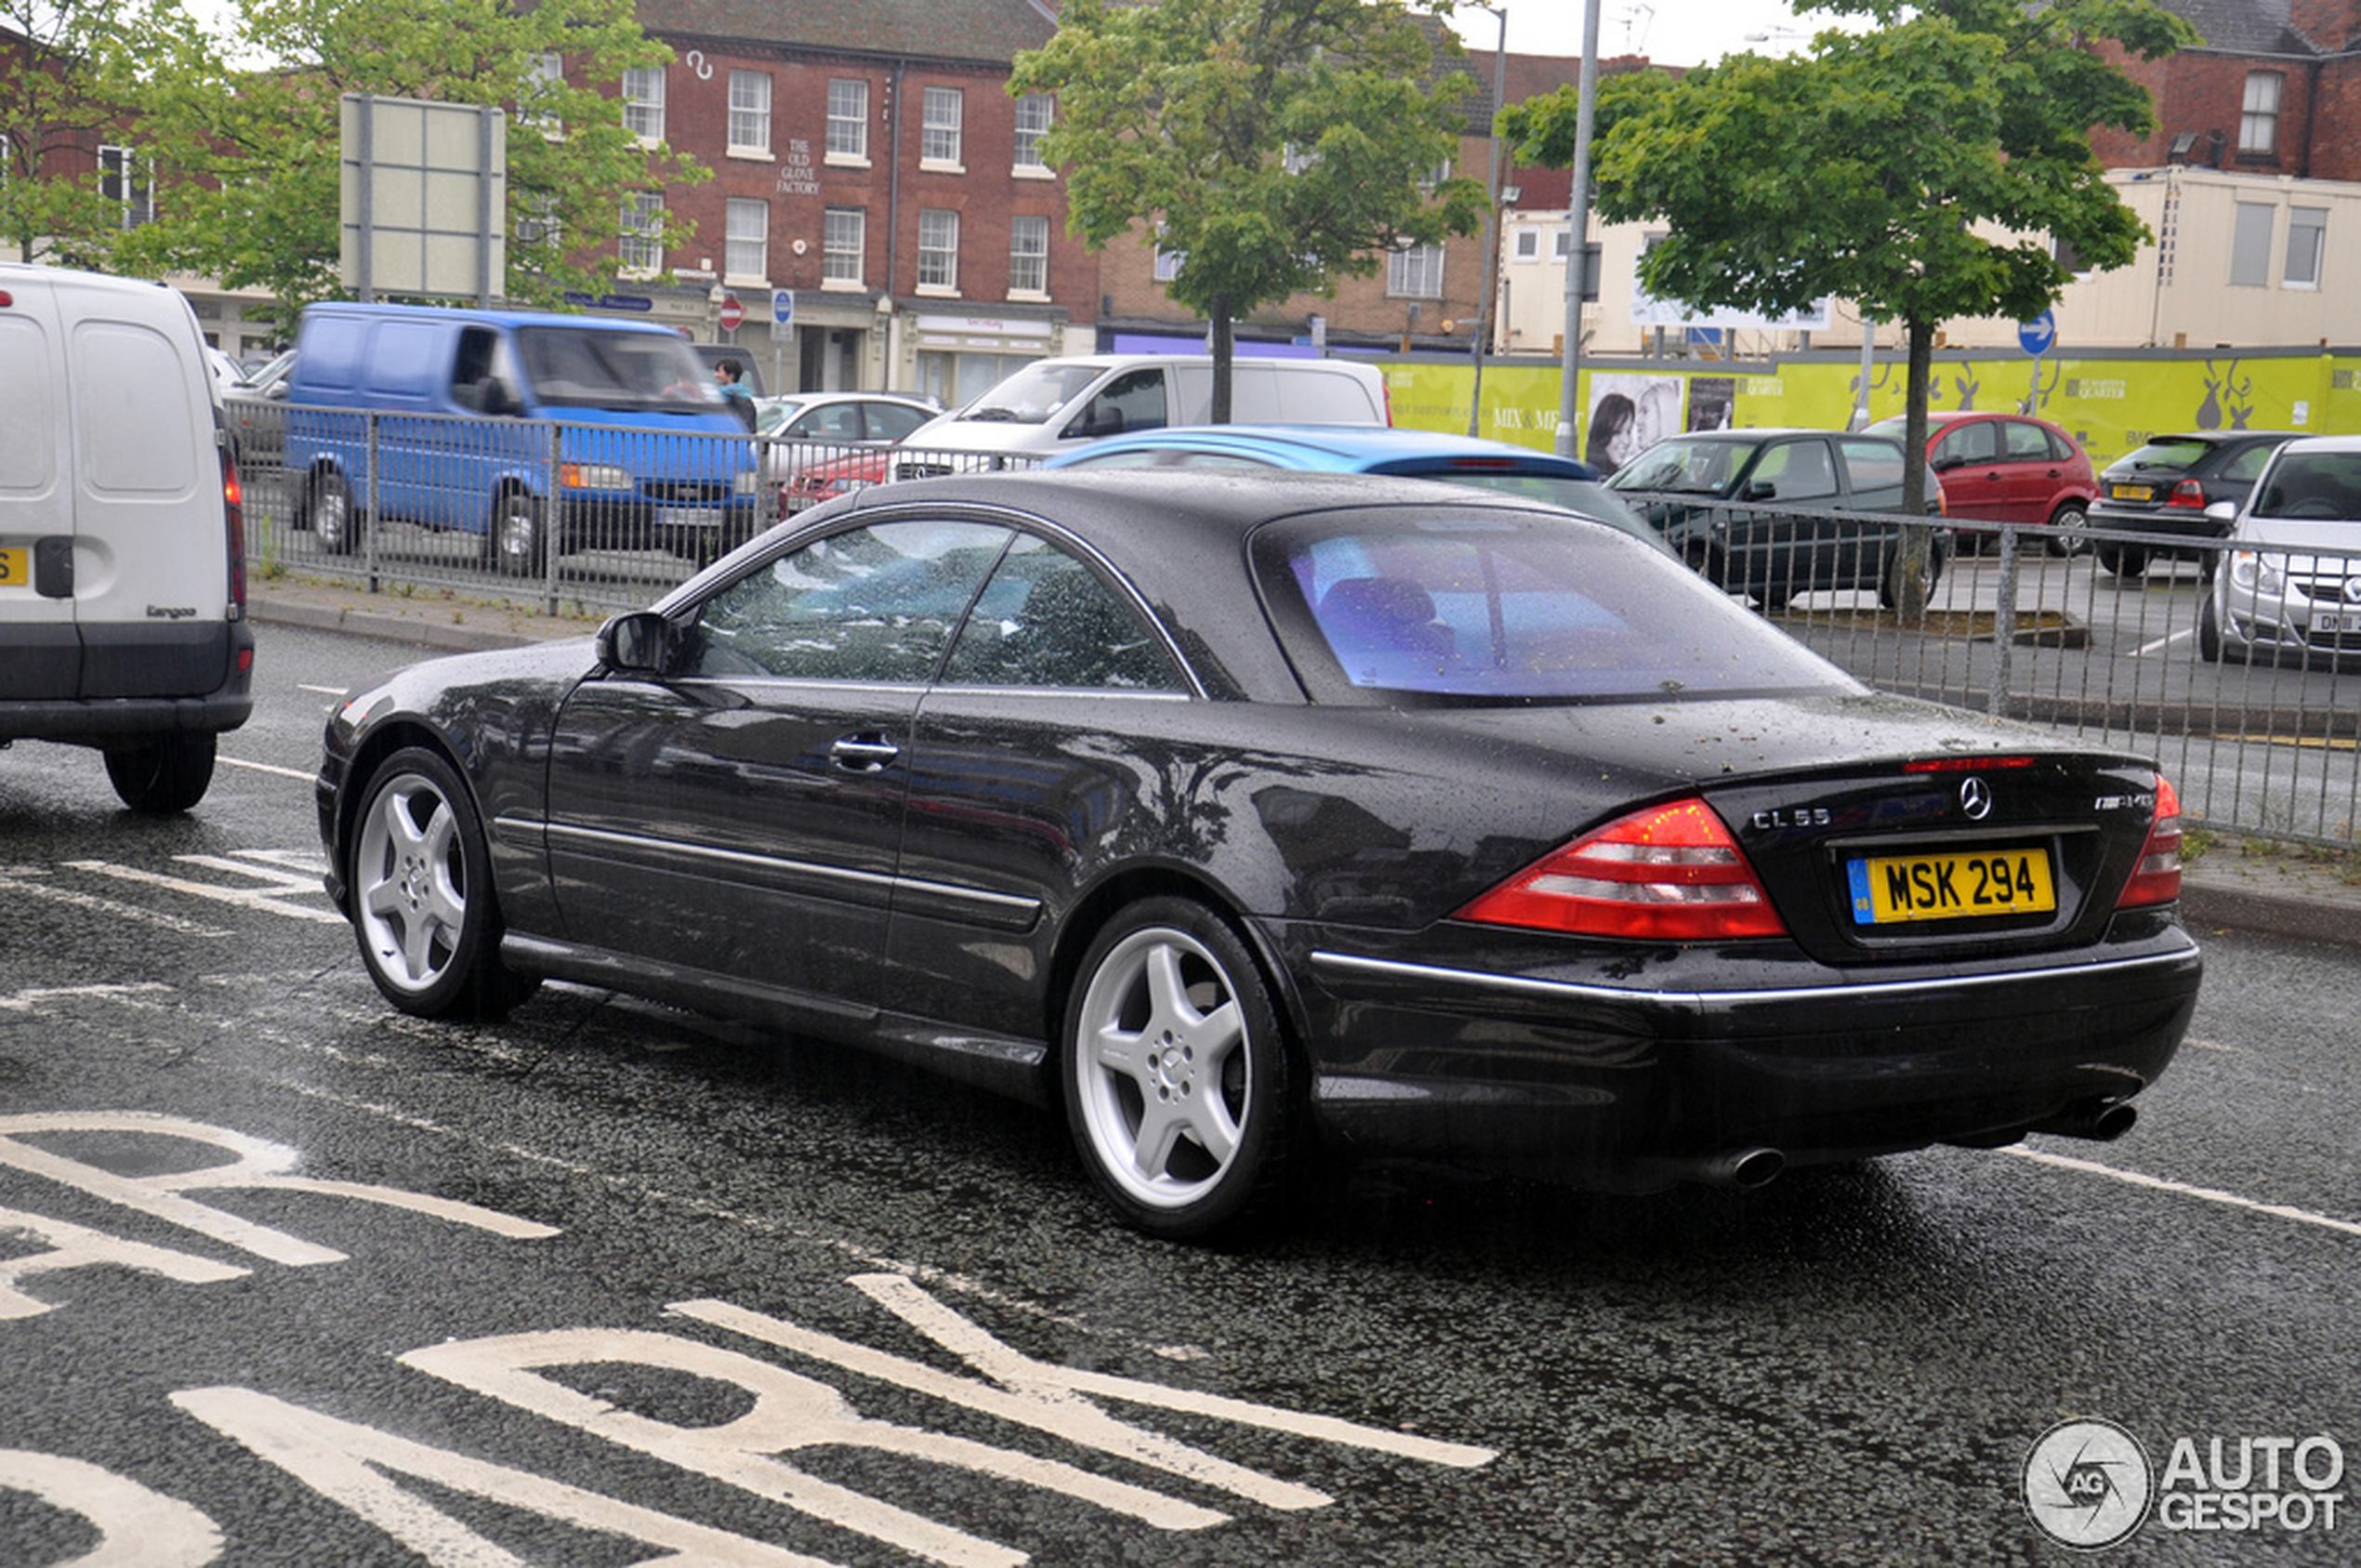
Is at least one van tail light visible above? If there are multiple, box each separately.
[2167,480,2208,508]
[220,443,247,615]
[2117,774,2183,908]
[1456,797,1787,941]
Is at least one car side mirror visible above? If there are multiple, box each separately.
[1743,481,1775,501]
[2204,500,2238,522]
[482,378,523,418]
[599,611,677,677]
[1932,454,1963,472]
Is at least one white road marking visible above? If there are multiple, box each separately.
[297,683,347,696]
[0,1205,248,1321]
[2003,1146,2361,1238]
[2134,628,2193,656]
[172,1387,833,1568]
[0,982,176,1014]
[0,1112,560,1271]
[218,755,316,783]
[0,1449,223,1566]
[0,867,231,937]
[65,854,340,924]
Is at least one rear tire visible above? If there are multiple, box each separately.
[484,488,547,577]
[307,469,356,555]
[2096,544,2147,579]
[1062,899,1296,1240]
[103,733,217,813]
[2046,501,2090,556]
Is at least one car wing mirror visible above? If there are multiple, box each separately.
[2205,500,2238,523]
[1743,481,1776,501]
[599,610,678,677]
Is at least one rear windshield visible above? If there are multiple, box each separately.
[2110,438,2211,475]
[1252,508,1848,701]
[516,326,717,415]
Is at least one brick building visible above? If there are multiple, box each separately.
[2091,0,2361,183]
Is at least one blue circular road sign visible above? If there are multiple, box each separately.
[2018,310,2056,356]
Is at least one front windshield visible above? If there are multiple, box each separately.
[958,362,1107,425]
[1254,509,1847,700]
[515,326,719,415]
[1606,438,1748,495]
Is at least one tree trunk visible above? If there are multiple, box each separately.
[1892,316,1938,624]
[1209,299,1234,424]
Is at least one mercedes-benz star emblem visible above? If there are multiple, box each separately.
[1960,776,1993,820]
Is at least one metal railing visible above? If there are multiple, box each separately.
[231,399,2357,847]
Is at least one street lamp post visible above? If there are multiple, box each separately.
[1466,5,1507,438]
[1555,0,1601,460]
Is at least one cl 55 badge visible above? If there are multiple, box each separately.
[1752,807,1832,830]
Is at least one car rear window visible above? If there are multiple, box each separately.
[2110,438,2211,475]
[1252,508,1848,701]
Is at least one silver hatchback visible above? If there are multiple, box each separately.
[2200,435,2361,665]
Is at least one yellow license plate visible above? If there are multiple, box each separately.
[1848,848,2055,924]
[0,546,29,589]
[2109,483,2153,501]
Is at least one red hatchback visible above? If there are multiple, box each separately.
[1870,411,2098,554]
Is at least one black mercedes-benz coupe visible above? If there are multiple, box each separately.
[318,470,2199,1238]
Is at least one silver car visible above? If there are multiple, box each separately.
[2200,435,2361,665]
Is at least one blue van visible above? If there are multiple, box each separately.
[284,303,760,573]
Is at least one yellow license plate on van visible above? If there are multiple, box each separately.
[0,546,29,589]
[1848,848,2055,924]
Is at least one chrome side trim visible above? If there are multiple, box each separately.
[521,817,1040,924]
[1310,945,2197,1008]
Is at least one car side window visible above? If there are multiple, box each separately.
[1067,369,1167,440]
[1756,439,1838,501]
[1933,423,1997,467]
[680,520,1012,682]
[2223,443,2278,482]
[2001,421,2052,461]
[1838,438,1906,493]
[869,403,931,442]
[940,536,1183,691]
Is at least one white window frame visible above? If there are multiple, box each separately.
[921,86,964,169]
[1511,228,1540,262]
[1387,241,1444,299]
[823,206,865,286]
[826,78,869,164]
[1009,214,1049,297]
[725,197,769,283]
[619,192,664,275]
[1013,94,1053,175]
[917,208,959,293]
[98,143,152,230]
[2284,206,2326,289]
[728,71,772,158]
[2239,72,2282,157]
[521,53,564,135]
[623,66,666,144]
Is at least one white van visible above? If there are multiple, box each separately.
[0,266,253,812]
[892,353,1389,479]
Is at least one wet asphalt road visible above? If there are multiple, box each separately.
[1,623,2355,1567]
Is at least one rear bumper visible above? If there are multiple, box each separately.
[0,624,254,744]
[1282,921,2201,1189]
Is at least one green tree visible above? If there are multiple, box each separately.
[0,0,152,265]
[1010,0,1484,420]
[1504,0,2196,612]
[99,0,705,315]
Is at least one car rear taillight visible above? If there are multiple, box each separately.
[2167,480,2208,508]
[220,443,247,615]
[2117,774,2183,908]
[1456,797,1787,941]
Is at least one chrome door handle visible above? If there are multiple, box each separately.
[829,734,900,773]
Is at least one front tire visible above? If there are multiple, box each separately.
[349,746,533,1018]
[1062,899,1296,1239]
[104,733,216,813]
[2096,544,2148,579]
[1879,539,1937,611]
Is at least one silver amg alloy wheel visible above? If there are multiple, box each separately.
[348,748,532,1018]
[1064,900,1292,1237]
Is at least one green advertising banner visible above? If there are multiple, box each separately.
[1386,350,2361,471]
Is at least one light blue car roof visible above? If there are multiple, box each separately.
[1046,424,1602,478]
